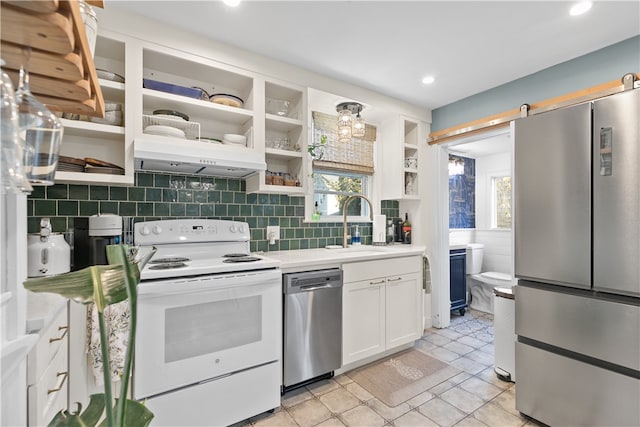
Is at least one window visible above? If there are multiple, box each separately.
[313,170,369,218]
[309,111,375,220]
[448,154,475,229]
[492,175,512,228]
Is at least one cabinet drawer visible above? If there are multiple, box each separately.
[28,344,68,427]
[28,307,68,385]
[516,342,639,427]
[343,256,421,283]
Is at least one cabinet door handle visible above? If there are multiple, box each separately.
[47,371,68,395]
[49,326,68,343]
[369,279,385,285]
[387,277,403,282]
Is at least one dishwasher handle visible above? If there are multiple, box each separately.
[299,283,334,292]
[283,269,343,294]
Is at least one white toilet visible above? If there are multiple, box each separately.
[466,243,513,314]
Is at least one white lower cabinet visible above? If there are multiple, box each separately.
[342,256,422,366]
[343,277,386,364]
[385,272,421,348]
[27,307,69,427]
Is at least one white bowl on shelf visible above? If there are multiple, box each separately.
[222,133,247,145]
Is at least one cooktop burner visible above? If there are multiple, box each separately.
[151,257,191,264]
[223,256,262,263]
[223,253,251,258]
[149,262,188,270]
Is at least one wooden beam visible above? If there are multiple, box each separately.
[428,73,640,145]
[85,0,104,8]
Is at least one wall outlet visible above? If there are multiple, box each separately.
[267,226,280,244]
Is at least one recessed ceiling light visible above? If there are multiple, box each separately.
[422,76,435,85]
[223,0,241,7]
[570,1,592,16]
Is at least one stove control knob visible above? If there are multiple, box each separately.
[229,224,237,233]
[152,225,162,235]
[140,226,151,236]
[237,225,245,233]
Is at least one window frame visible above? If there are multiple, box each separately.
[490,174,512,229]
[307,168,372,222]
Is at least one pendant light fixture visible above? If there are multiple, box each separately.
[336,102,364,142]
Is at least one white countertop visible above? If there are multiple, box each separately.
[263,244,426,272]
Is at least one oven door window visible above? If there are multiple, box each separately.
[133,270,281,399]
[165,296,262,363]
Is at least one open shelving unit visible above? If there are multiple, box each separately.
[246,80,307,194]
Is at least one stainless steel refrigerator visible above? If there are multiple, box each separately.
[513,87,639,426]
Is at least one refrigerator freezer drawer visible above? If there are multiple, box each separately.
[515,285,640,371]
[516,342,640,427]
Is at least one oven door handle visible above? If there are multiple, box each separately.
[138,271,282,297]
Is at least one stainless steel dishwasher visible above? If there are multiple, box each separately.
[283,268,343,392]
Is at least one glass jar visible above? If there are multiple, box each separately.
[79,1,98,58]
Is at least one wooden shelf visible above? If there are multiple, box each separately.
[1,0,104,117]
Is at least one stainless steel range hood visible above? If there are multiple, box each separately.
[134,136,266,178]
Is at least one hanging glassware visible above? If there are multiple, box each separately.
[1,60,32,194]
[15,48,64,186]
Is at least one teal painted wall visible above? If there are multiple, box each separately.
[432,36,640,132]
[27,172,400,252]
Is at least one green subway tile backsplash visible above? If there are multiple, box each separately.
[27,172,400,251]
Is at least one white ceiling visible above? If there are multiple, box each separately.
[448,132,511,158]
[113,1,639,111]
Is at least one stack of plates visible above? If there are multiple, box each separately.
[57,156,86,172]
[85,166,125,175]
[144,125,186,139]
[84,158,125,175]
[96,69,125,83]
[152,109,189,121]
[197,136,223,144]
[222,133,247,146]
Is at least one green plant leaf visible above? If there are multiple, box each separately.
[47,394,104,427]
[28,246,157,427]
[97,399,154,427]
[79,394,107,426]
[23,246,155,313]
[23,265,127,311]
[106,245,140,426]
[48,395,153,427]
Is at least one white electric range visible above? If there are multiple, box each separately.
[132,219,282,426]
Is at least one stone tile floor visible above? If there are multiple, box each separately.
[239,310,545,427]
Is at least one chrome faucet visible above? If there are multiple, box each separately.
[343,195,374,248]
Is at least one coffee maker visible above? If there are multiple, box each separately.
[73,214,122,270]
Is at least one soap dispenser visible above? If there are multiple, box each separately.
[352,225,361,245]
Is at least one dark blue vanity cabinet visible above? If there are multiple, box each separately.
[449,248,468,316]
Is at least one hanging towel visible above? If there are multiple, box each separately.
[86,301,130,385]
[423,255,432,293]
